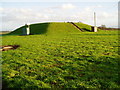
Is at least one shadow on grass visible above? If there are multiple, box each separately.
[30,23,49,35]
[82,28,91,32]
[5,23,50,36]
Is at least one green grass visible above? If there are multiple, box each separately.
[8,22,82,35]
[75,22,92,31]
[2,22,119,89]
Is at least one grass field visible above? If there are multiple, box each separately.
[1,22,119,89]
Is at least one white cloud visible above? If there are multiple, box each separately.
[1,8,51,31]
[48,3,76,10]
[96,11,118,27]
[102,12,109,17]
[44,8,54,13]
[71,7,118,27]
[87,5,103,9]
[61,4,76,9]
[1,4,118,31]
[0,8,3,11]
[2,8,49,21]
[1,0,119,2]
[71,7,93,23]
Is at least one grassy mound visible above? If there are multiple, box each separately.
[8,22,93,35]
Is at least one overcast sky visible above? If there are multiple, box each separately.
[0,0,119,31]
